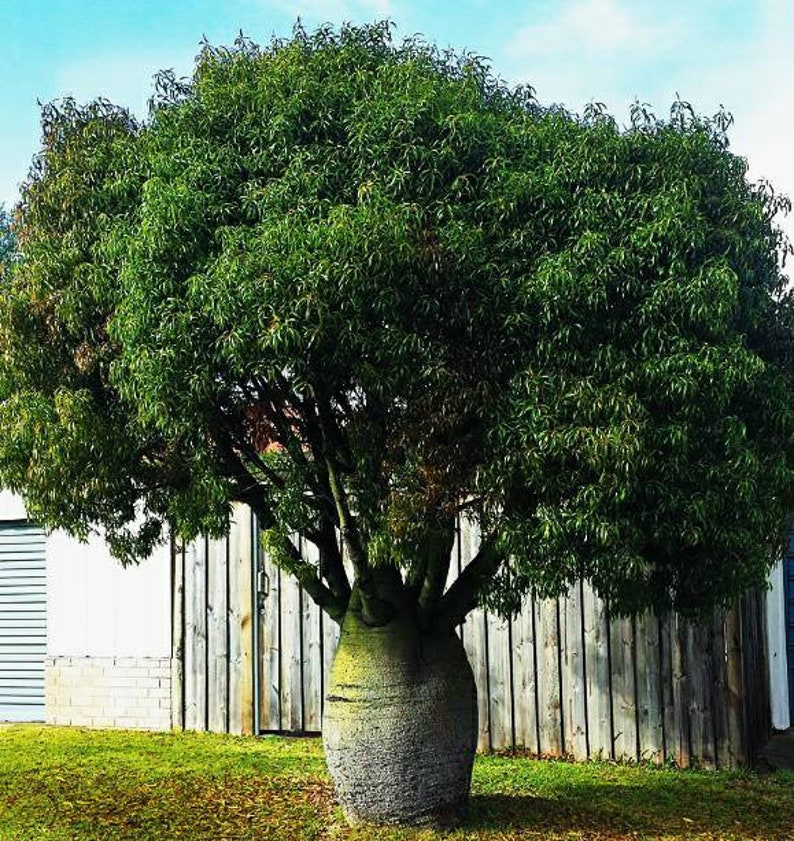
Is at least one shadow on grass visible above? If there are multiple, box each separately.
[466,774,793,839]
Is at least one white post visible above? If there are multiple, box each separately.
[765,560,791,731]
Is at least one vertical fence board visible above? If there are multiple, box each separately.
[536,597,562,756]
[711,612,731,769]
[228,505,253,735]
[609,613,637,761]
[320,606,340,723]
[635,610,664,763]
[302,542,323,732]
[227,528,243,735]
[258,546,281,732]
[562,583,587,759]
[740,591,769,764]
[280,559,303,732]
[487,612,512,750]
[465,606,491,752]
[659,615,675,763]
[583,585,611,760]
[687,622,716,768]
[671,616,691,768]
[183,539,207,731]
[724,604,745,765]
[459,518,490,751]
[513,593,539,753]
[206,536,229,733]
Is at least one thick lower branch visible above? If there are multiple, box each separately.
[415,519,457,627]
[304,518,351,605]
[271,532,347,622]
[324,456,368,576]
[432,537,505,632]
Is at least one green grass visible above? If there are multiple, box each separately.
[1,725,792,840]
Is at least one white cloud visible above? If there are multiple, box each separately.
[507,0,674,58]
[499,0,682,113]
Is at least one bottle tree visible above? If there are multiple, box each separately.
[1,22,792,827]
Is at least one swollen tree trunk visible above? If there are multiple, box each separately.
[322,611,478,826]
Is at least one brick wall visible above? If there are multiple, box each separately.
[45,656,172,730]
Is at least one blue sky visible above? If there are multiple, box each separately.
[3,0,793,241]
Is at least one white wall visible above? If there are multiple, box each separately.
[0,493,171,658]
[0,490,26,520]
[46,529,172,658]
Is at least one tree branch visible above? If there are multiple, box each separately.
[324,455,367,574]
[415,517,457,627]
[325,455,396,625]
[303,516,351,605]
[271,532,347,622]
[432,536,505,632]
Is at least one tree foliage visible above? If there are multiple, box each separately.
[1,22,792,626]
[0,205,16,271]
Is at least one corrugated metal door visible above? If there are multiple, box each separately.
[0,523,46,721]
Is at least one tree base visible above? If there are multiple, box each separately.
[322,612,478,826]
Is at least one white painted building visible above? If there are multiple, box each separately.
[0,491,172,730]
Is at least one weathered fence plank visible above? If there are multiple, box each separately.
[183,539,207,731]
[513,592,539,754]
[170,539,185,731]
[725,605,745,766]
[459,519,490,752]
[227,529,243,735]
[711,612,730,769]
[487,610,513,750]
[207,536,229,733]
[229,505,253,735]
[583,585,611,760]
[280,558,303,732]
[687,621,716,768]
[659,614,675,763]
[741,591,770,763]
[609,610,637,761]
[259,548,281,731]
[320,597,339,724]
[302,542,323,733]
[536,597,562,756]
[671,615,691,767]
[562,583,587,759]
[635,611,663,764]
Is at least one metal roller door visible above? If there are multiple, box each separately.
[0,523,46,722]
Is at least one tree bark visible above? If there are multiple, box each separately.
[322,611,478,826]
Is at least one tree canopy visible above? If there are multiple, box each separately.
[0,205,16,270]
[1,22,792,627]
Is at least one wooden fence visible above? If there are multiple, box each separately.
[171,506,254,735]
[174,506,771,768]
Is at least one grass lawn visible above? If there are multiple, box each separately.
[1,725,792,840]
